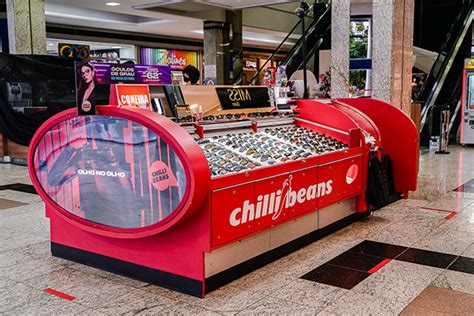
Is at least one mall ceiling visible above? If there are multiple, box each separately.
[45,0,302,48]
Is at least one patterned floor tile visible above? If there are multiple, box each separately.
[431,270,474,295]
[318,291,406,316]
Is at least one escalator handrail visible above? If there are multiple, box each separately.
[417,0,473,129]
[248,3,317,85]
[282,4,331,68]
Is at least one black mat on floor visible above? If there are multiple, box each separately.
[0,183,37,194]
[300,240,474,289]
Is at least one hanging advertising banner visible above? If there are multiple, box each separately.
[215,87,271,110]
[116,84,151,109]
[76,61,172,115]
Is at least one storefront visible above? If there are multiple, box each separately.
[46,38,138,63]
[140,47,201,83]
[242,52,285,85]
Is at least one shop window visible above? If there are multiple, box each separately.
[349,69,371,97]
[47,39,137,63]
[349,18,372,96]
[350,19,370,59]
[140,47,200,84]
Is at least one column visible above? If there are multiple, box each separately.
[330,0,350,98]
[226,10,243,84]
[203,21,230,85]
[6,0,46,54]
[372,0,414,115]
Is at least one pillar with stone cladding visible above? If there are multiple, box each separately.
[6,0,46,54]
[372,0,414,115]
[330,0,350,98]
[203,21,230,85]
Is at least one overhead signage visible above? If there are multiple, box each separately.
[215,87,271,110]
[140,48,199,71]
[58,43,90,60]
[116,84,151,109]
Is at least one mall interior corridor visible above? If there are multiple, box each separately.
[0,146,473,315]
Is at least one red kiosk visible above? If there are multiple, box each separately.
[28,95,418,297]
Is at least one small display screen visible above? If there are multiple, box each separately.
[33,116,188,229]
[148,85,176,118]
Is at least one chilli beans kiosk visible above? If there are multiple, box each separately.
[28,86,418,297]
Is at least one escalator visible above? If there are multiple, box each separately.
[416,0,473,145]
[248,1,331,84]
[282,2,331,77]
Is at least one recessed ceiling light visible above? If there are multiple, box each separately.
[106,2,120,6]
[48,43,54,46]
[111,46,122,49]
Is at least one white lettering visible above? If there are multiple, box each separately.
[230,208,241,226]
[229,178,335,226]
[326,180,333,195]
[297,188,306,204]
[242,200,255,223]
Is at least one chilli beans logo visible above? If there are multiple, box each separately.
[229,164,359,227]
[149,161,178,191]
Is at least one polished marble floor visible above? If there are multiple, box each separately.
[1,146,474,315]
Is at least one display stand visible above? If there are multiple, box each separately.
[28,95,418,297]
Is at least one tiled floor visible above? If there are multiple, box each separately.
[0,146,474,314]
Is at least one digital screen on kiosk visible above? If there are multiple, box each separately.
[33,116,187,229]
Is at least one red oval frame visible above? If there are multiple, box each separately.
[28,106,211,239]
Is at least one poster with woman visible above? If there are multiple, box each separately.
[76,61,99,115]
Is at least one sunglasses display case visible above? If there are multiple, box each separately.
[28,94,418,298]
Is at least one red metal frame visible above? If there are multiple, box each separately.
[337,98,418,196]
[28,107,211,239]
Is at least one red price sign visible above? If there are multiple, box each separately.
[116,84,151,109]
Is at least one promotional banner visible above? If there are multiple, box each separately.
[33,116,188,229]
[92,63,172,85]
[140,48,199,71]
[215,87,271,110]
[76,61,171,115]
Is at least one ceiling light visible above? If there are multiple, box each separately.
[48,43,54,46]
[106,2,120,6]
[112,46,122,49]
